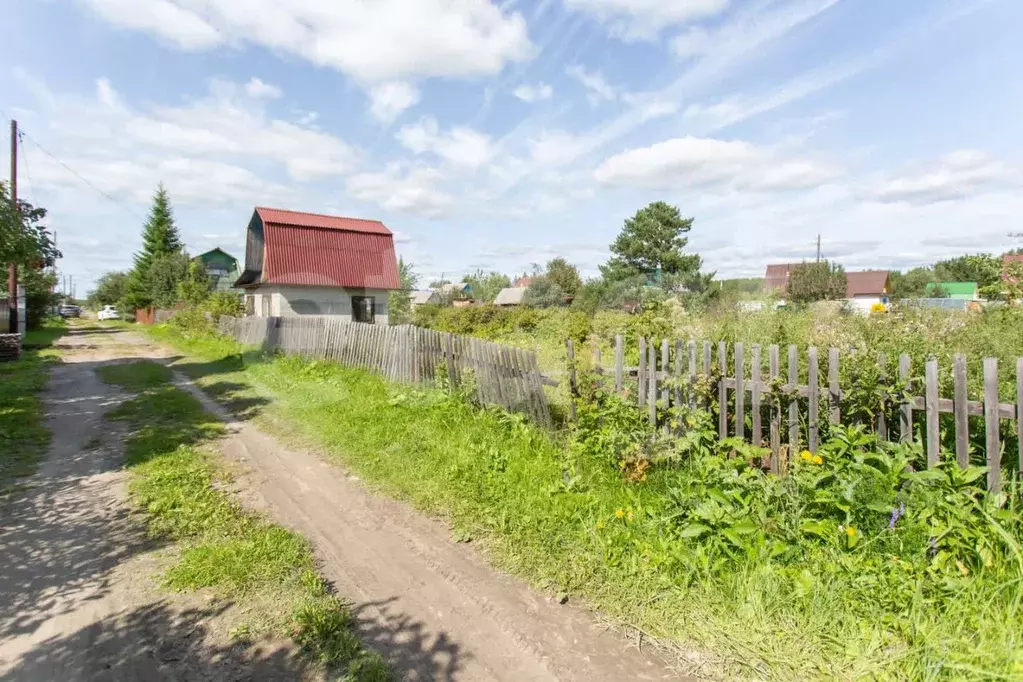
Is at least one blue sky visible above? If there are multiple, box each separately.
[3,0,1022,293]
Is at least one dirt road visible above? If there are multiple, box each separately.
[1,325,685,681]
[0,328,320,681]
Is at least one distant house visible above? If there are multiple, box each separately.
[845,270,891,312]
[411,290,440,307]
[764,263,802,296]
[193,248,240,292]
[494,287,527,306]
[926,282,978,300]
[440,282,472,299]
[234,207,400,323]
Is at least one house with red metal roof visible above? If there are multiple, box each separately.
[234,207,401,323]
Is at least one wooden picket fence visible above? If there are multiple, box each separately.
[218,316,552,427]
[569,335,1023,493]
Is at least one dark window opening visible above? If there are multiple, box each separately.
[352,296,375,324]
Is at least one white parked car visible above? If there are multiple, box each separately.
[98,305,120,321]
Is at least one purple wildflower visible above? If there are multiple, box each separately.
[888,501,906,530]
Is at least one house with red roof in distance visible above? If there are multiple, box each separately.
[764,263,802,296]
[233,207,401,324]
[844,270,891,313]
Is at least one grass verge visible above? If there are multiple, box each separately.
[144,324,1023,681]
[98,360,388,680]
[0,318,66,497]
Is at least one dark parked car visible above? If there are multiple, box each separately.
[58,304,81,318]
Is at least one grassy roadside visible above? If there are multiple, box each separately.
[143,324,1023,680]
[98,359,389,681]
[0,319,66,497]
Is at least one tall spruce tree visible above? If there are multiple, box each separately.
[122,184,185,311]
[134,183,183,274]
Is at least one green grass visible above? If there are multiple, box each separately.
[99,360,388,680]
[0,319,66,497]
[144,323,1023,681]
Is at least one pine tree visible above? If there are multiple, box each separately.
[133,183,183,274]
[122,183,185,311]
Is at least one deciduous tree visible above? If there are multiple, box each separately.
[787,261,847,304]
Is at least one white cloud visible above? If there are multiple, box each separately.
[244,77,282,99]
[527,130,593,166]
[396,118,495,169]
[80,0,534,82]
[347,164,454,218]
[368,81,421,123]
[564,0,728,39]
[565,64,618,104]
[866,151,1023,205]
[513,82,554,102]
[594,136,840,192]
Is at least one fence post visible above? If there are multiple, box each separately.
[899,354,913,443]
[984,358,1001,493]
[718,342,728,439]
[688,340,697,410]
[808,347,819,452]
[702,341,711,411]
[925,359,940,469]
[566,339,578,421]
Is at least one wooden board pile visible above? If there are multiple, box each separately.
[0,334,21,362]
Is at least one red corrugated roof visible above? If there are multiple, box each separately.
[257,208,400,289]
[255,207,392,235]
[764,263,801,294]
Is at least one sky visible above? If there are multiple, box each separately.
[2,0,1023,295]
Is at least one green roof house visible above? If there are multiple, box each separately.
[194,248,241,292]
[926,281,978,300]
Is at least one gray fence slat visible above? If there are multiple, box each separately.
[638,337,647,407]
[566,339,578,421]
[954,354,969,468]
[702,341,711,410]
[648,341,657,426]
[718,342,728,439]
[734,342,745,440]
[984,358,1001,493]
[877,352,888,440]
[808,347,819,452]
[899,354,912,443]
[614,335,624,392]
[1018,358,1023,480]
[828,347,840,425]
[688,340,697,410]
[751,344,762,447]
[674,339,684,418]
[788,345,799,453]
[925,359,940,468]
[661,339,670,420]
[769,345,780,472]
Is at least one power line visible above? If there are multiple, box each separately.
[0,109,144,222]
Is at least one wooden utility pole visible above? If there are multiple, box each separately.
[815,234,821,263]
[8,119,18,334]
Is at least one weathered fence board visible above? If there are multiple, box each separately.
[219,316,552,426]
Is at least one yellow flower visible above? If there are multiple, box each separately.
[596,520,605,530]
[800,450,813,462]
[846,527,857,537]
[615,508,625,519]
[813,455,823,465]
